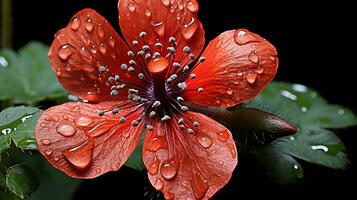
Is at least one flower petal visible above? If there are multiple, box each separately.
[49,8,145,102]
[118,0,205,65]
[143,112,237,199]
[35,101,144,179]
[183,29,278,108]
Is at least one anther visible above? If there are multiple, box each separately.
[189,53,195,60]
[142,45,150,51]
[183,66,190,73]
[98,110,105,116]
[176,96,184,102]
[99,66,106,73]
[114,75,120,81]
[170,74,177,80]
[119,117,126,123]
[110,90,118,97]
[152,101,161,108]
[119,84,126,89]
[199,57,206,62]
[149,111,156,118]
[179,125,185,130]
[128,67,135,73]
[141,98,148,102]
[108,77,115,82]
[155,42,163,49]
[129,60,136,66]
[139,31,147,38]
[112,108,120,114]
[190,73,196,79]
[153,52,161,58]
[138,73,144,79]
[178,118,184,124]
[127,51,135,57]
[145,53,152,59]
[131,120,139,127]
[167,78,172,82]
[169,37,176,43]
[121,64,128,71]
[128,89,139,94]
[132,40,139,46]
[167,47,176,53]
[137,50,144,56]
[187,128,195,134]
[181,106,189,111]
[183,46,191,54]
[172,62,181,68]
[193,121,200,127]
[161,115,171,121]
[197,87,204,93]
[147,125,154,131]
[178,82,187,90]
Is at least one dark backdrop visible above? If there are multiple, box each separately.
[10,0,357,199]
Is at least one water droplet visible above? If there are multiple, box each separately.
[45,149,53,156]
[161,0,170,7]
[338,109,345,115]
[160,157,179,180]
[41,139,51,145]
[234,29,259,45]
[90,44,97,54]
[99,43,107,54]
[128,3,136,12]
[97,24,105,39]
[86,121,111,137]
[75,116,93,127]
[219,161,224,166]
[280,90,297,101]
[58,44,73,61]
[292,84,307,93]
[187,1,199,13]
[96,168,102,174]
[108,36,116,48]
[62,140,94,169]
[0,56,9,67]
[181,17,198,40]
[191,172,208,199]
[227,143,237,159]
[301,106,308,112]
[197,136,212,148]
[163,191,175,200]
[79,47,92,60]
[311,145,329,152]
[56,124,76,137]
[246,73,257,84]
[254,67,264,74]
[144,9,151,17]
[154,178,164,190]
[289,136,295,141]
[71,17,81,31]
[62,115,69,120]
[217,131,229,142]
[248,52,259,64]
[292,164,303,179]
[226,89,233,96]
[85,18,94,32]
[148,156,160,175]
[147,136,167,151]
[54,157,59,162]
[269,55,276,61]
[151,21,165,37]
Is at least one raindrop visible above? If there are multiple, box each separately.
[154,178,164,190]
[226,89,233,96]
[187,1,199,13]
[90,44,97,54]
[163,192,175,200]
[75,116,93,127]
[151,21,165,37]
[58,44,73,61]
[0,56,8,67]
[56,124,76,137]
[145,9,151,17]
[248,52,259,64]
[161,0,170,7]
[99,43,107,54]
[292,84,307,93]
[41,139,51,145]
[71,17,81,31]
[197,136,213,149]
[86,121,110,137]
[289,136,295,141]
[97,24,105,39]
[2,128,11,135]
[45,149,53,156]
[301,106,308,112]
[147,136,167,151]
[62,140,94,169]
[338,109,345,115]
[85,18,94,32]
[217,131,229,142]
[311,145,329,152]
[62,115,69,120]
[246,73,257,84]
[227,143,237,159]
[160,157,179,180]
[234,30,259,45]
[108,36,116,48]
[280,90,297,101]
[96,168,102,174]
[219,161,224,166]
[191,172,208,199]
[181,17,198,40]
[128,3,136,12]
[148,156,161,175]
[254,67,264,74]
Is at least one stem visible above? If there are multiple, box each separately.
[1,0,12,48]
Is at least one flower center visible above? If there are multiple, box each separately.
[147,57,169,100]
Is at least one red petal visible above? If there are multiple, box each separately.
[184,29,278,108]
[118,0,205,65]
[49,9,145,102]
[35,102,144,178]
[143,112,237,199]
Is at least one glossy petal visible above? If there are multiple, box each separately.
[49,9,145,102]
[118,0,205,65]
[35,101,144,179]
[184,29,278,108]
[143,112,237,199]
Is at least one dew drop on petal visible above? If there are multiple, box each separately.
[147,136,167,151]
[97,25,105,39]
[128,3,136,12]
[58,44,73,61]
[196,136,213,149]
[181,17,198,40]
[154,178,164,190]
[108,36,116,48]
[255,67,264,74]
[96,168,102,174]
[99,43,107,54]
[45,149,53,156]
[160,157,179,180]
[226,88,233,96]
[227,143,237,159]
[62,140,94,169]
[71,17,81,31]
[148,156,161,175]
[56,124,76,137]
[161,0,170,7]
[85,18,94,32]
[246,73,257,84]
[248,52,259,64]
[86,121,110,137]
[191,172,208,200]
[41,139,52,145]
[151,21,165,37]
[145,9,151,17]
[75,116,93,127]
[217,131,229,142]
[187,1,199,13]
[234,30,259,45]
[163,192,175,200]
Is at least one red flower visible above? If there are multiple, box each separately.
[35,0,278,199]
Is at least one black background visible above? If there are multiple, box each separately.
[9,0,357,199]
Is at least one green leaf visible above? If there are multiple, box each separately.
[5,165,39,199]
[0,190,21,200]
[255,145,303,185]
[0,106,41,153]
[251,81,357,169]
[0,168,5,189]
[0,41,66,105]
[124,131,145,171]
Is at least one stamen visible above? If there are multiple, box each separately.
[128,89,139,94]
[128,67,135,73]
[132,40,139,46]
[182,66,190,73]
[121,64,128,71]
[176,96,184,102]
[152,101,161,108]
[137,50,144,56]
[161,115,171,121]
[108,77,115,82]
[149,111,156,118]
[183,46,191,54]
[187,128,195,134]
[145,53,152,59]
[99,66,106,73]
[131,120,139,127]
[181,106,189,111]
[199,56,206,62]
[147,125,154,131]
[169,36,176,43]
[189,53,195,60]
[179,125,185,130]
[98,110,105,116]
[178,118,184,124]
[138,73,144,79]
[110,90,118,97]
[155,42,163,49]
[127,51,135,57]
[167,47,176,54]
[170,74,177,80]
[119,117,126,123]
[129,60,136,66]
[112,108,120,114]
[139,32,147,38]
[153,52,161,58]
[172,62,181,68]
[114,75,120,81]
[142,45,150,51]
[193,121,200,127]
[189,73,196,79]
[197,87,204,93]
[178,82,187,90]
